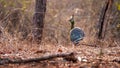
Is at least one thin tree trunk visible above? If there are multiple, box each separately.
[33,0,47,43]
[98,0,113,39]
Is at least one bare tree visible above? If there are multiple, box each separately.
[33,0,47,43]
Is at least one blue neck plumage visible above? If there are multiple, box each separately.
[69,15,75,29]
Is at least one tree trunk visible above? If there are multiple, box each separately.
[33,0,47,43]
[98,0,113,39]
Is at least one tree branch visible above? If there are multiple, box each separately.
[0,52,75,65]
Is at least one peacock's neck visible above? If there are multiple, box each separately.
[71,21,74,29]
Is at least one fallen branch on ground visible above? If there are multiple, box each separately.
[0,52,75,65]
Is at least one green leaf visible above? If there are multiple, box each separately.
[117,4,120,10]
[116,1,120,11]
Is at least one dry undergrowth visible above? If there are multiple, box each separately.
[0,37,119,68]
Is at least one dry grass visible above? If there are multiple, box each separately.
[0,0,119,47]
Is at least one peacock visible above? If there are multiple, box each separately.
[69,15,85,45]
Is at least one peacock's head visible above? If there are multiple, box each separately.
[69,15,74,23]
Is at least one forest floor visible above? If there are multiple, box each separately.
[0,42,120,68]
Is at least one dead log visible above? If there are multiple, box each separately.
[112,59,120,64]
[0,52,75,65]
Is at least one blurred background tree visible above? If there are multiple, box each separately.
[33,0,47,44]
[0,0,33,40]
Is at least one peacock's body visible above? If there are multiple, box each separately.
[70,27,85,45]
[69,15,85,45]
